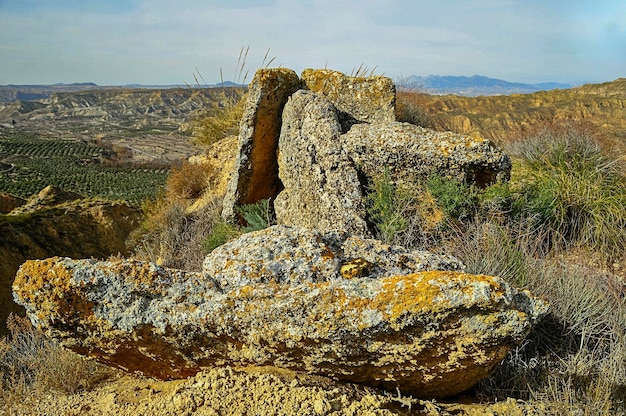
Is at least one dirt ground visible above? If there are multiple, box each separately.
[1,366,542,416]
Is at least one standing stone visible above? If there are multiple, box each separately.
[221,68,301,221]
[274,90,370,237]
[301,69,396,129]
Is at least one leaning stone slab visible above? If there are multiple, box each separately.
[221,68,301,221]
[301,69,396,129]
[343,122,512,187]
[274,90,370,236]
[13,254,546,398]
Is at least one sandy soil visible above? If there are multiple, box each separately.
[1,366,541,416]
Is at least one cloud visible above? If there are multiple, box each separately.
[0,0,624,85]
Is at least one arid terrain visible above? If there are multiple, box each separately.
[1,76,625,415]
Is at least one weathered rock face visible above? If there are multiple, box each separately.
[301,69,396,129]
[221,68,301,221]
[13,253,546,398]
[343,122,512,187]
[203,225,464,291]
[274,90,370,236]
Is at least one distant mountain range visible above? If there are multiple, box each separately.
[398,75,574,96]
[0,75,578,104]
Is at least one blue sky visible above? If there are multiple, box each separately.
[0,0,624,86]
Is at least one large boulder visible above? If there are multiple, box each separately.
[301,69,396,129]
[13,227,547,398]
[221,68,301,221]
[343,122,512,187]
[274,90,370,236]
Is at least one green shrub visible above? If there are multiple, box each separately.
[426,174,480,223]
[512,127,625,259]
[202,220,241,253]
[236,199,272,232]
[366,170,409,243]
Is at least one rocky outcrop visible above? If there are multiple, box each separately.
[274,91,370,236]
[301,69,396,129]
[13,243,546,398]
[220,68,511,235]
[221,68,301,221]
[343,122,512,186]
[1,197,141,335]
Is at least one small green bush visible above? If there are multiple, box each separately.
[366,170,409,243]
[426,174,480,223]
[236,199,272,232]
[202,220,241,253]
[512,127,625,259]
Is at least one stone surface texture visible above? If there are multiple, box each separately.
[203,225,464,291]
[301,69,396,129]
[221,68,301,221]
[274,90,370,236]
[14,239,546,398]
[343,122,512,187]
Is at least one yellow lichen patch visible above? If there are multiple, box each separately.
[13,257,96,322]
[340,258,373,279]
[375,273,444,320]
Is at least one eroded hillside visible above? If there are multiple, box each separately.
[404,78,626,151]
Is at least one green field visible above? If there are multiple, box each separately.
[0,130,168,204]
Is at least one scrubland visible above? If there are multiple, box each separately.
[1,89,625,415]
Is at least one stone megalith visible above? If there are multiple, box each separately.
[343,122,512,187]
[221,68,301,221]
[301,69,396,129]
[274,90,370,237]
[13,240,547,398]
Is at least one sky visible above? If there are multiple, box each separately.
[0,0,624,86]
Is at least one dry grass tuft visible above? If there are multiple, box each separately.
[0,314,115,404]
[165,160,215,201]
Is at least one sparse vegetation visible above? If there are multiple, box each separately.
[0,314,114,404]
[1,67,624,414]
[396,91,434,128]
[236,199,272,232]
[191,91,246,146]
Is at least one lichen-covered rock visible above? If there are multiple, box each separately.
[13,254,546,398]
[274,90,370,236]
[343,122,511,187]
[202,225,464,291]
[301,69,396,129]
[221,68,301,221]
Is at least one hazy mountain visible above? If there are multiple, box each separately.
[398,75,573,96]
